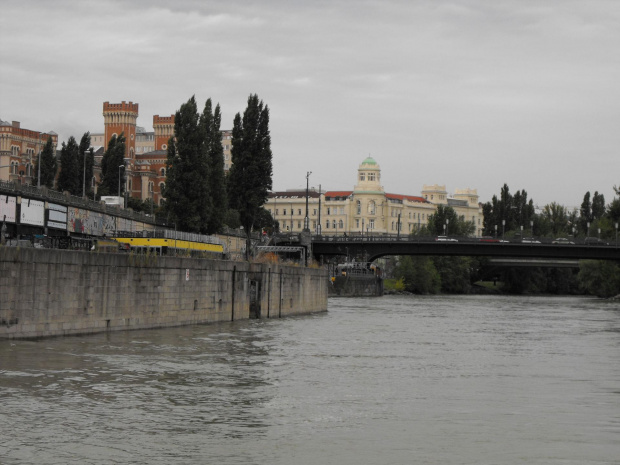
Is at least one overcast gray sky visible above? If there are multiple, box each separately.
[2,0,619,210]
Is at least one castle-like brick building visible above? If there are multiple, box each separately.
[0,120,58,186]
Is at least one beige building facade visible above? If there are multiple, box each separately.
[266,157,483,237]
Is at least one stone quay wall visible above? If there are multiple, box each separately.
[0,248,328,339]
[329,275,384,297]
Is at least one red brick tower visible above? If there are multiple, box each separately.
[153,115,174,151]
[103,101,139,160]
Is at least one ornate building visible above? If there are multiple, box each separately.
[0,120,58,185]
[266,157,483,236]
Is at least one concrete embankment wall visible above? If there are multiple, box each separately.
[0,248,328,339]
[329,276,384,297]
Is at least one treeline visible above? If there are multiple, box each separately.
[390,183,620,297]
[32,94,276,245]
[481,183,620,240]
[393,255,619,297]
[162,94,274,255]
[35,132,95,198]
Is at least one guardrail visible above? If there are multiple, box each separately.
[0,180,166,225]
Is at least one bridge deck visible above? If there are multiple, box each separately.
[310,236,620,262]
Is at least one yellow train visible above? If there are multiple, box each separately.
[101,236,225,258]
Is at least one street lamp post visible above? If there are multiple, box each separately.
[502,219,505,240]
[530,220,534,238]
[494,224,497,238]
[118,165,125,205]
[520,225,523,240]
[304,171,311,232]
[82,151,86,198]
[598,228,601,240]
[446,218,449,237]
[37,151,41,188]
[586,222,590,239]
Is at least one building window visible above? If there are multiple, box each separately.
[298,209,302,215]
[283,209,287,216]
[368,200,376,215]
[356,200,361,215]
[368,173,375,181]
[160,168,165,176]
[369,219,375,229]
[159,182,165,192]
[325,221,329,229]
[359,173,365,181]
[162,144,167,150]
[355,219,360,228]
[338,219,344,229]
[327,207,331,215]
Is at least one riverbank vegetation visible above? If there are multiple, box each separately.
[387,182,620,297]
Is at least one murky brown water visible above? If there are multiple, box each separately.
[1,295,619,464]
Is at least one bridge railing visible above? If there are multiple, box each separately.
[312,234,619,247]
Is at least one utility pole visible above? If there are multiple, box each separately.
[304,171,311,231]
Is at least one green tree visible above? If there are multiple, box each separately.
[57,136,80,195]
[427,204,475,237]
[578,260,620,298]
[33,136,57,189]
[77,132,94,198]
[394,256,441,294]
[227,94,273,257]
[99,133,126,197]
[432,256,472,293]
[201,98,227,234]
[163,96,209,233]
[541,202,569,237]
[579,191,592,234]
[482,184,535,237]
[592,191,606,220]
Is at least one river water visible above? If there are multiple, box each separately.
[1,295,619,465]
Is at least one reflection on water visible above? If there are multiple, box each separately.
[1,295,619,464]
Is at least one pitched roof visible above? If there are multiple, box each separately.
[324,191,353,197]
[385,193,429,203]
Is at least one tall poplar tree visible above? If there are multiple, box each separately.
[580,191,592,234]
[592,191,606,220]
[163,96,209,233]
[201,99,227,234]
[99,133,126,197]
[57,136,80,195]
[33,136,57,189]
[227,94,273,256]
[78,132,94,198]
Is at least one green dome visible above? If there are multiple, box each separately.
[361,156,377,165]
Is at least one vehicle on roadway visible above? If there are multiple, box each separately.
[435,236,458,242]
[552,238,575,245]
[521,237,541,244]
[584,237,609,246]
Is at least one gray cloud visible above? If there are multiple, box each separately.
[2,0,619,208]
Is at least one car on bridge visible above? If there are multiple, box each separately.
[584,237,609,246]
[521,237,541,244]
[435,236,458,242]
[552,238,575,245]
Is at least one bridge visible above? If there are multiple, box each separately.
[309,235,620,262]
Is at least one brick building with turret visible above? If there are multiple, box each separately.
[0,120,58,186]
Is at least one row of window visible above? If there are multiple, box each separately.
[359,172,378,182]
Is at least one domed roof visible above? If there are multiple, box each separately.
[361,156,377,166]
